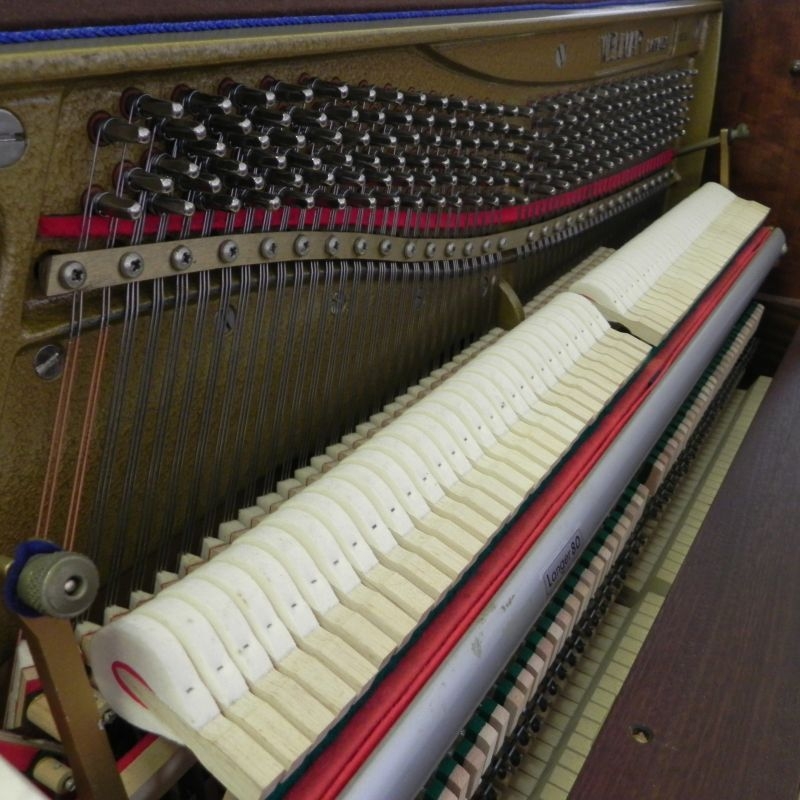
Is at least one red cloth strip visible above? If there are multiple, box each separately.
[37,151,673,241]
[285,226,772,800]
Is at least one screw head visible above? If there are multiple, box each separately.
[260,238,277,259]
[541,224,551,236]
[0,109,26,168]
[424,242,437,258]
[59,260,87,290]
[218,239,239,263]
[463,241,475,257]
[33,343,65,381]
[498,236,508,250]
[170,245,193,271]
[353,237,368,256]
[481,239,493,253]
[527,229,537,242]
[294,235,310,257]
[403,241,417,259]
[325,235,340,257]
[444,241,456,257]
[118,251,144,279]
[379,239,393,256]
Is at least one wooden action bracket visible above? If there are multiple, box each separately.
[18,615,127,800]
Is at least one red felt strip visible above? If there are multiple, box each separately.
[116,733,158,772]
[285,226,772,800]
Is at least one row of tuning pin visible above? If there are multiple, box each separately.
[82,70,693,223]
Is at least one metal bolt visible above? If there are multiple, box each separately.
[481,239,492,253]
[325,235,340,256]
[554,221,564,232]
[294,235,310,257]
[170,245,193,271]
[59,260,87,290]
[353,237,368,256]
[218,239,239,263]
[424,242,437,258]
[118,251,144,279]
[63,777,76,794]
[33,344,65,381]
[0,109,26,168]
[527,229,537,242]
[463,241,475,257]
[541,225,551,236]
[790,60,800,76]
[260,238,277,259]
[498,236,508,250]
[329,291,347,315]
[444,241,456,257]
[379,239,393,256]
[403,241,417,259]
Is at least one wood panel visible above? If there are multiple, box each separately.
[710,0,800,301]
[570,327,800,799]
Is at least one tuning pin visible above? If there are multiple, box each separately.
[361,167,392,189]
[194,193,242,213]
[264,168,303,188]
[152,154,201,179]
[419,192,446,208]
[205,157,248,178]
[240,190,281,210]
[149,195,195,216]
[125,168,174,194]
[453,171,478,187]
[367,131,397,147]
[311,189,347,209]
[262,127,306,148]
[375,152,406,169]
[339,128,371,147]
[158,118,207,142]
[225,131,271,150]
[285,150,321,170]
[250,107,291,127]
[205,114,253,136]
[317,148,352,167]
[375,86,404,105]
[456,193,484,208]
[261,78,314,103]
[288,107,328,127]
[330,167,365,187]
[180,138,228,159]
[403,152,431,169]
[123,91,184,120]
[300,167,335,187]
[224,82,276,108]
[424,154,447,169]
[358,109,386,126]
[351,152,380,169]
[398,194,424,210]
[403,89,427,106]
[323,104,359,124]
[391,130,420,146]
[301,77,349,100]
[346,84,377,103]
[90,191,143,219]
[305,127,343,146]
[222,172,265,191]
[278,188,315,208]
[370,190,400,208]
[245,150,287,170]
[90,114,151,145]
[177,171,223,194]
[179,89,232,116]
[343,191,376,209]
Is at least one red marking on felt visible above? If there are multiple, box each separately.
[116,733,158,772]
[112,661,150,708]
[285,226,772,800]
[0,740,39,773]
[37,151,674,241]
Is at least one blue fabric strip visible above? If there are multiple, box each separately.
[0,2,675,45]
